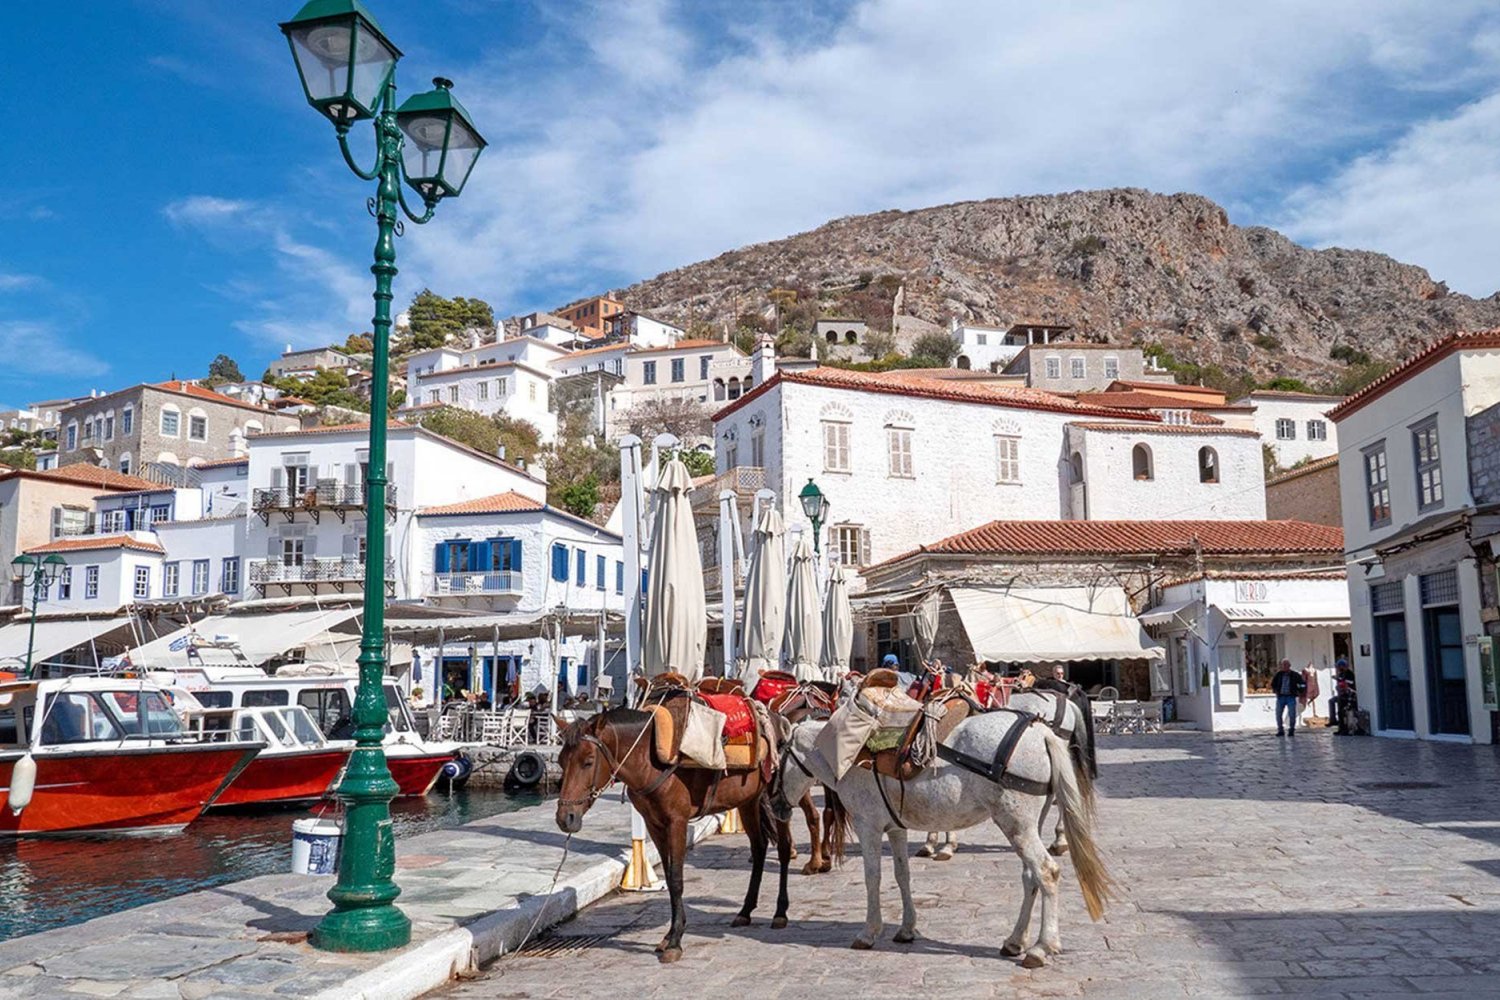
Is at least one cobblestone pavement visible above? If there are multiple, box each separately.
[436,729,1500,999]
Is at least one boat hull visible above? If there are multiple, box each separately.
[0,744,259,836]
[384,748,455,797]
[209,747,353,809]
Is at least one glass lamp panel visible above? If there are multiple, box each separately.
[398,113,451,199]
[438,116,483,195]
[287,19,357,113]
[348,19,398,116]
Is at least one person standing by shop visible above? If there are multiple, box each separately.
[1272,659,1306,737]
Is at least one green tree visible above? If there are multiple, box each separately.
[204,353,244,387]
[1325,361,1392,396]
[267,368,367,410]
[553,473,601,519]
[0,447,37,470]
[677,449,715,477]
[412,406,543,466]
[405,289,494,350]
[909,331,959,366]
[343,333,374,354]
[1263,376,1315,393]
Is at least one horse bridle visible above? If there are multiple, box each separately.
[771,736,817,813]
[557,732,621,808]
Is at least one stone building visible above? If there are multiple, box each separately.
[1002,343,1173,392]
[1266,455,1341,526]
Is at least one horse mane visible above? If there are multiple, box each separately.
[561,707,652,747]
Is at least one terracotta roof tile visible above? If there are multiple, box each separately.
[873,519,1344,570]
[1242,389,1345,402]
[417,491,545,516]
[1069,421,1260,437]
[631,339,732,355]
[152,380,282,415]
[1073,390,1243,410]
[27,534,165,556]
[41,465,161,490]
[1109,379,1223,396]
[1266,454,1339,485]
[195,457,249,469]
[1328,329,1500,421]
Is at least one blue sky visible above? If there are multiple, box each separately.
[4,0,1500,408]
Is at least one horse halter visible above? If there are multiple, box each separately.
[771,738,817,812]
[557,732,620,808]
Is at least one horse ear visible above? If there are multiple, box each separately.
[553,713,570,732]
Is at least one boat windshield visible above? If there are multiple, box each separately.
[382,684,414,733]
[41,692,125,744]
[97,690,184,737]
[281,707,326,746]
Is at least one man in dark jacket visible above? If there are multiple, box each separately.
[1271,659,1306,737]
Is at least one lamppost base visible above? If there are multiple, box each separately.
[310,904,412,953]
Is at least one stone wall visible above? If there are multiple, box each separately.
[1468,400,1500,506]
[1266,459,1342,526]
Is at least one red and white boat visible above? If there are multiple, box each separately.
[172,696,354,809]
[0,678,261,836]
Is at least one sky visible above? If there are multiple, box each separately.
[3,0,1500,408]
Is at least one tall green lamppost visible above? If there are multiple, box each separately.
[9,554,65,678]
[798,479,830,555]
[279,0,486,953]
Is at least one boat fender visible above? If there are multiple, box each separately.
[441,755,472,780]
[509,750,545,788]
[8,753,36,815]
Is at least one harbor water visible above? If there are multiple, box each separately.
[0,786,540,941]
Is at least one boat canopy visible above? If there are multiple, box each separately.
[127,607,363,665]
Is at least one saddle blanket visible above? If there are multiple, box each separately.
[700,692,756,740]
[750,671,798,706]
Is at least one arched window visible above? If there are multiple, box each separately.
[1132,444,1153,481]
[712,378,726,402]
[825,331,838,344]
[726,377,741,400]
[1198,446,1219,484]
[956,355,971,370]
[845,330,858,344]
[1069,451,1084,483]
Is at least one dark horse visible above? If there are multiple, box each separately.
[766,680,840,874]
[555,708,791,963]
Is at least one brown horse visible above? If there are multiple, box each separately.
[766,681,839,875]
[555,708,791,963]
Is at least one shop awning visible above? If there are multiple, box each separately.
[948,586,1163,663]
[1215,604,1350,629]
[1139,599,1201,628]
[0,616,133,666]
[382,609,625,645]
[127,606,363,665]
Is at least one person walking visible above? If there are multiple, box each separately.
[1271,659,1306,737]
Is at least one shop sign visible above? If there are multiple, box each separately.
[1234,580,1269,603]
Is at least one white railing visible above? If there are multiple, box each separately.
[249,557,394,584]
[427,571,524,596]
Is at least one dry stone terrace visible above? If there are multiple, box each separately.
[437,729,1500,999]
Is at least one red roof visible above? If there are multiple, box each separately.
[1069,421,1260,437]
[1109,379,1224,397]
[1243,389,1345,402]
[1266,454,1339,485]
[632,339,730,355]
[713,368,1159,422]
[418,491,544,516]
[152,380,280,415]
[1072,390,1242,411]
[874,519,1344,569]
[27,534,165,556]
[41,465,161,490]
[1328,329,1500,421]
[195,457,249,469]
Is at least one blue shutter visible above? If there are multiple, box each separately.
[552,544,568,582]
[510,539,523,573]
[435,544,450,573]
[472,540,489,571]
[575,550,586,585]
[615,560,624,593]
[596,555,606,591]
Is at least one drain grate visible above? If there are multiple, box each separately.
[514,933,612,958]
[1358,781,1445,791]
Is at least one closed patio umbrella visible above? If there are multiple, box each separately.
[783,533,823,682]
[642,457,707,683]
[736,506,786,693]
[819,562,853,681]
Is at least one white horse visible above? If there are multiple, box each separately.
[771,714,1111,967]
[919,685,1096,860]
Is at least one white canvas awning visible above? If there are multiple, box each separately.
[0,616,133,666]
[949,586,1163,663]
[1215,604,1351,629]
[1139,599,1202,628]
[127,607,363,665]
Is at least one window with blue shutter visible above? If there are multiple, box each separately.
[435,544,450,573]
[552,543,569,581]
[575,549,586,586]
[596,555,606,591]
[615,560,624,594]
[471,540,490,572]
[510,539,523,573]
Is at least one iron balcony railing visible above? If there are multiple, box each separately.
[426,571,524,597]
[248,557,395,584]
[251,482,398,516]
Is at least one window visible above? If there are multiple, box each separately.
[65,424,77,451]
[1307,419,1327,441]
[750,427,765,468]
[643,361,658,385]
[1245,633,1283,694]
[222,557,240,595]
[887,427,913,478]
[119,456,131,475]
[551,543,569,582]
[700,356,711,380]
[448,385,459,403]
[822,420,850,472]
[160,409,180,437]
[496,377,507,396]
[133,566,150,600]
[148,504,170,525]
[428,389,440,404]
[1198,446,1219,483]
[1412,420,1443,511]
[282,537,305,566]
[163,562,180,597]
[191,559,210,595]
[596,555,606,591]
[104,415,114,441]
[976,333,987,346]
[1069,451,1084,483]
[529,382,538,402]
[671,358,685,383]
[188,415,206,441]
[724,440,738,469]
[1070,357,1086,379]
[57,567,72,600]
[1044,356,1061,379]
[1132,444,1153,481]
[298,689,350,736]
[615,560,624,594]
[51,506,88,538]
[1103,356,1119,380]
[575,549,587,586]
[477,381,489,401]
[1275,418,1295,440]
[832,525,870,567]
[1364,443,1391,526]
[121,408,133,436]
[995,435,1020,484]
[85,566,99,600]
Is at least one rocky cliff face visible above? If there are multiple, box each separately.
[616,188,1500,383]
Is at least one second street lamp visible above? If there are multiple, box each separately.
[280,0,486,954]
[10,554,66,678]
[798,479,830,556]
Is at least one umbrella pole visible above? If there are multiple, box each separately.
[618,435,662,891]
[718,489,738,681]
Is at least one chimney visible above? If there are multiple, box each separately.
[496,443,507,461]
[285,343,292,354]
[752,334,776,385]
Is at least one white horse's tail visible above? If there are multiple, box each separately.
[1044,731,1112,921]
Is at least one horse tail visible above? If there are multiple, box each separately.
[1044,731,1112,921]
[824,788,850,866]
[1073,687,1099,780]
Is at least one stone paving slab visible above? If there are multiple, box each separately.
[0,794,719,1000]
[436,731,1500,1000]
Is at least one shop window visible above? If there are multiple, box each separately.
[1244,633,1282,694]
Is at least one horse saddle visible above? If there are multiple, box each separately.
[856,688,981,781]
[644,678,769,772]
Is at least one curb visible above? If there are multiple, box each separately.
[314,812,725,1000]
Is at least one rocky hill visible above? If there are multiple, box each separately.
[615,188,1500,386]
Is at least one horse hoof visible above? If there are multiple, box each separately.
[893,929,916,944]
[1048,843,1069,857]
[731,915,751,928]
[817,861,832,873]
[1043,941,1063,956]
[851,938,875,951]
[771,916,788,930]
[788,846,799,860]
[915,845,934,858]
[1000,941,1024,957]
[801,861,822,876]
[1021,950,1047,969]
[933,849,954,862]
[659,947,683,964]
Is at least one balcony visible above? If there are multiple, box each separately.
[252,482,397,525]
[689,467,767,510]
[426,571,524,598]
[248,557,395,596]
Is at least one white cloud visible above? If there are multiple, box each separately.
[0,273,42,292]
[163,196,252,226]
[0,321,108,379]
[1280,92,1500,297]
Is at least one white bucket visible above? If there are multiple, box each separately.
[291,817,343,875]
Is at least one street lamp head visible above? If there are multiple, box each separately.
[40,555,65,585]
[798,478,825,522]
[395,77,486,202]
[280,0,401,126]
[10,554,34,584]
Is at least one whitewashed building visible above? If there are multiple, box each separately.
[1237,389,1343,468]
[1331,330,1500,745]
[1065,422,1267,520]
[401,336,569,442]
[22,533,166,613]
